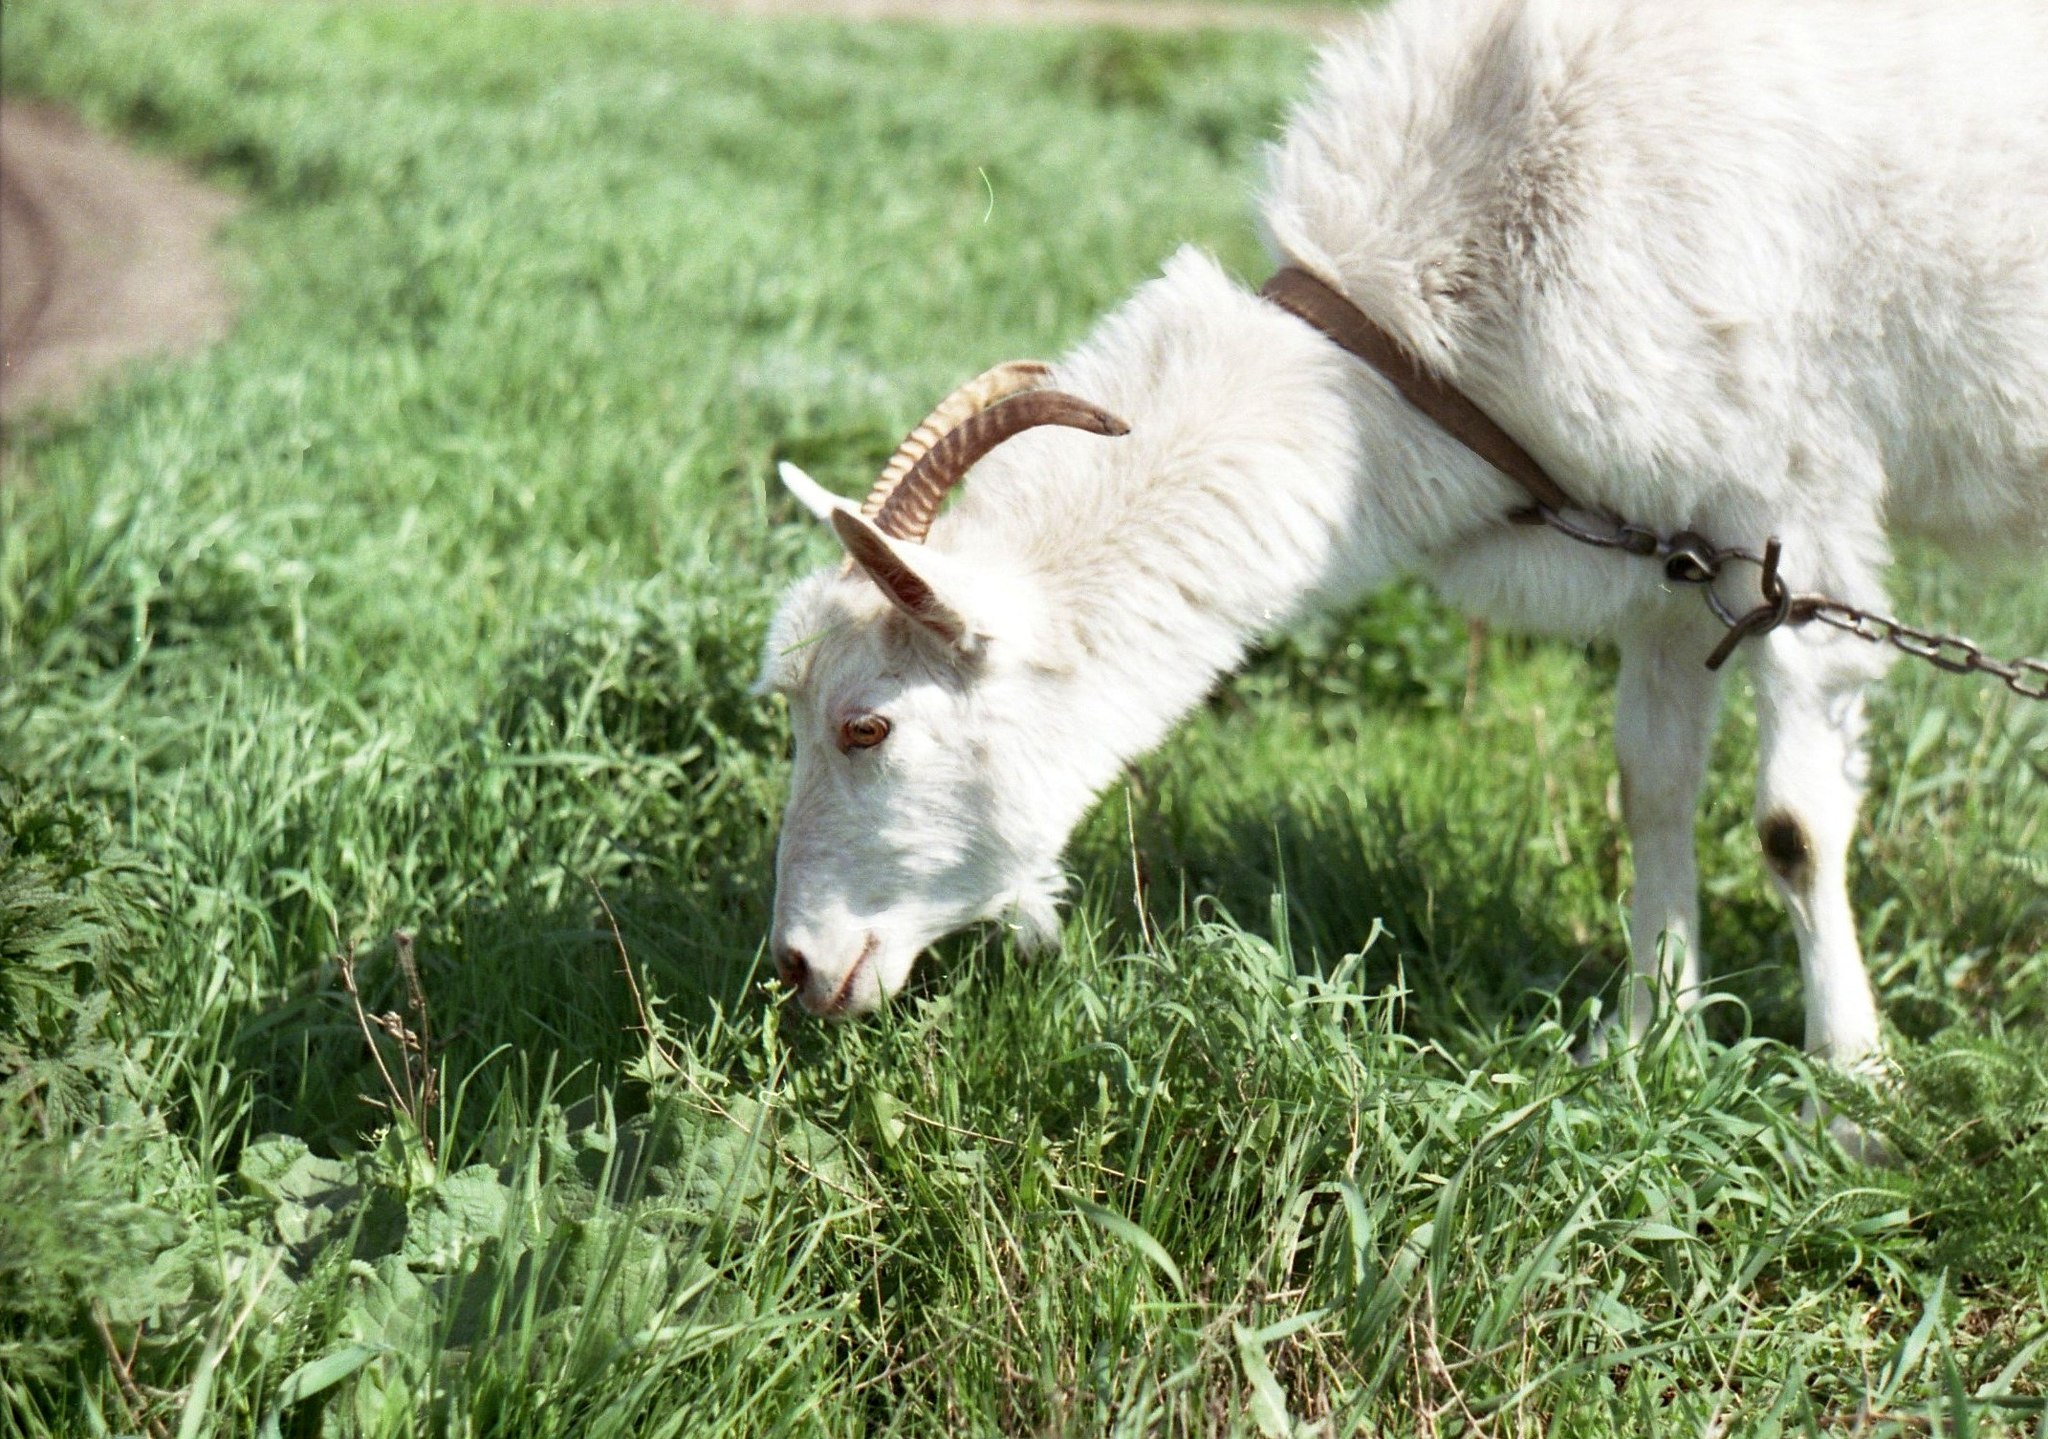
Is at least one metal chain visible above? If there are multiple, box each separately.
[1515,505,2048,699]
[1800,602,2048,699]
[1257,266,2043,699]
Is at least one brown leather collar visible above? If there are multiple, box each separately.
[1260,264,1575,519]
[1260,269,2048,692]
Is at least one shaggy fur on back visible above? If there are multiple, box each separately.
[1265,0,2048,554]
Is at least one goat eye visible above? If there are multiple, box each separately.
[840,714,891,752]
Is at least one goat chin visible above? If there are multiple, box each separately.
[761,0,2048,1097]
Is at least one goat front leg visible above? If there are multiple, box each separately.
[1749,624,1888,1066]
[1615,617,1726,1041]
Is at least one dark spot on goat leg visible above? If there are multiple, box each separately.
[1759,811,1812,885]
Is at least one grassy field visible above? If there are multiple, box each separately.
[3,2,2046,1434]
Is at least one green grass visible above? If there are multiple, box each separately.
[3,2,2046,1434]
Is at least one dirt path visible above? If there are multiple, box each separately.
[0,100,237,422]
[0,2,1339,422]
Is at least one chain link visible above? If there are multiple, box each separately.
[1801,602,2048,698]
[1518,505,2048,700]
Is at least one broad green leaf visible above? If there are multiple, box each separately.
[400,1166,511,1272]
[869,1089,907,1149]
[1073,1199,1184,1299]
[255,1345,381,1439]
[1233,1322,1293,1439]
[238,1135,355,1205]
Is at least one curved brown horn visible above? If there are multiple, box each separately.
[862,361,1052,522]
[872,391,1130,543]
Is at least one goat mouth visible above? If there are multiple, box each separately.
[819,933,880,1016]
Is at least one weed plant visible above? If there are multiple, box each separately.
[1,2,2045,1434]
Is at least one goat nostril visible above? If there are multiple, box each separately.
[775,947,809,991]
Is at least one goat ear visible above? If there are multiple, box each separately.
[777,461,857,522]
[828,508,972,649]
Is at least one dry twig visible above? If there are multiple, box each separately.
[92,1304,169,1439]
[336,932,440,1159]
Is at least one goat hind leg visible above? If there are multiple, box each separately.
[1750,626,1887,1066]
[1615,620,1726,1041]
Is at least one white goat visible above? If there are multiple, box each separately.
[757,0,2048,1068]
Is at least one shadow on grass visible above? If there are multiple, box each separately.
[217,749,2046,1154]
[223,880,776,1152]
[1074,779,1613,1047]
